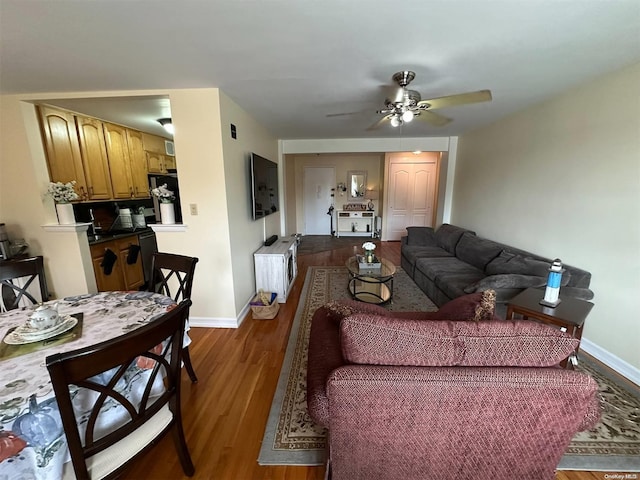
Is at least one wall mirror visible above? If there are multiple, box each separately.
[348,170,367,200]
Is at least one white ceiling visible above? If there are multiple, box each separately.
[1,0,639,140]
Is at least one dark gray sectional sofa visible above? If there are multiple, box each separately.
[401,224,594,312]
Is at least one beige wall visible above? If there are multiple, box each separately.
[157,89,239,323]
[219,91,279,316]
[287,153,385,234]
[454,63,640,373]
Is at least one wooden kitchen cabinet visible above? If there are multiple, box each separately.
[146,151,164,174]
[146,152,176,174]
[163,154,176,171]
[103,123,149,199]
[103,123,134,199]
[90,235,144,292]
[141,132,167,153]
[142,132,175,173]
[126,129,150,198]
[75,115,113,200]
[38,106,88,199]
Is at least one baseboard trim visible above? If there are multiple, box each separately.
[580,337,640,386]
[190,316,239,328]
[189,302,251,329]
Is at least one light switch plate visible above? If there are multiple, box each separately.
[190,204,198,215]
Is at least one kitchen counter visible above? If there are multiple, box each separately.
[87,227,154,245]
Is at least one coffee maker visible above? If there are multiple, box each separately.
[0,223,28,260]
[0,223,11,260]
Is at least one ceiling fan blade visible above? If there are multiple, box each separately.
[326,110,370,118]
[416,110,452,127]
[366,115,391,131]
[418,90,492,110]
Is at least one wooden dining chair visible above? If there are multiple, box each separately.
[46,300,195,480]
[0,255,49,311]
[148,252,199,383]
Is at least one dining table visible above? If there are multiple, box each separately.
[0,290,179,480]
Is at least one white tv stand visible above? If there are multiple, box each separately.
[254,236,298,303]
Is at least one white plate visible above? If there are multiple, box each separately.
[4,316,78,345]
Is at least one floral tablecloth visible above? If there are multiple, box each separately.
[0,291,177,480]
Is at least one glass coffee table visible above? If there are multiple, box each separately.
[345,256,396,304]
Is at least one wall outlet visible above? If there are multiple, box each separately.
[190,203,198,215]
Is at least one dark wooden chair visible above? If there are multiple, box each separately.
[46,300,195,480]
[148,253,199,383]
[0,255,49,310]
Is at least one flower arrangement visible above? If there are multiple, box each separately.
[362,241,376,252]
[150,184,175,203]
[362,241,376,262]
[46,181,79,204]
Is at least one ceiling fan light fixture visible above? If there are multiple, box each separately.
[402,110,414,123]
[157,118,174,135]
[390,115,401,127]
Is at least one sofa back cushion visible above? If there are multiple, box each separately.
[340,315,578,367]
[487,250,548,276]
[486,250,571,286]
[455,232,503,271]
[434,224,474,254]
[406,226,435,246]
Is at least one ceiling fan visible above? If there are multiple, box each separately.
[329,71,492,130]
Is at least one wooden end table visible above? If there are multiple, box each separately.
[506,288,594,368]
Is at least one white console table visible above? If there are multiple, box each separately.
[335,210,375,238]
[254,236,298,303]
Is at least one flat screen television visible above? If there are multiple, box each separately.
[250,153,279,220]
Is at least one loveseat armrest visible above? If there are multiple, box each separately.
[326,365,600,480]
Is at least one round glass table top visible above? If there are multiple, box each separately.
[345,256,396,279]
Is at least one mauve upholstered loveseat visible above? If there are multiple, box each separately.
[306,295,601,480]
[401,224,594,310]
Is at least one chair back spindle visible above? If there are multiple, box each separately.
[0,256,48,311]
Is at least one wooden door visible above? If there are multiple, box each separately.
[76,115,113,200]
[303,166,335,235]
[384,154,438,241]
[38,106,88,199]
[103,123,134,199]
[126,129,150,198]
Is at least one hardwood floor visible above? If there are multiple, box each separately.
[123,239,611,480]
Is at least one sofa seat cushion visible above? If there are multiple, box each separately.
[340,316,578,368]
[434,272,487,300]
[455,232,503,271]
[415,256,484,282]
[434,224,475,254]
[402,245,453,267]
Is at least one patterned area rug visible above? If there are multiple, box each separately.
[258,267,640,471]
